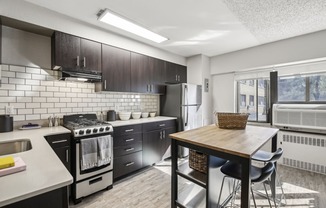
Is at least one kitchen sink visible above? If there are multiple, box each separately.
[0,139,32,156]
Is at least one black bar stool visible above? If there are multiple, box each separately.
[217,161,275,208]
[252,148,286,207]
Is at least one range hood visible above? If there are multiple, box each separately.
[59,69,102,83]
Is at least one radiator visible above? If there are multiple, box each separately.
[278,130,326,175]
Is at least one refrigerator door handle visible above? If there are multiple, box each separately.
[185,106,189,127]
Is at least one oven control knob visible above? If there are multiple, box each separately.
[86,129,91,134]
[99,127,104,132]
[93,128,98,133]
[105,126,110,131]
[79,130,84,135]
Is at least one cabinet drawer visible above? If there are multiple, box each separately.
[113,124,142,136]
[142,119,176,132]
[113,151,142,180]
[114,142,142,157]
[113,133,142,147]
[45,133,71,148]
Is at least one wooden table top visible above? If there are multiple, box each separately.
[169,124,279,158]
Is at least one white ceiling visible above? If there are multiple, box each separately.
[25,0,326,58]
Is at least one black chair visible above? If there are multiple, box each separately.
[217,161,275,208]
[252,148,286,207]
[210,156,227,168]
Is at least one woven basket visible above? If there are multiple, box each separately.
[189,149,207,174]
[215,112,249,129]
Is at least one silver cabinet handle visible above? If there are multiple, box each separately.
[178,75,180,82]
[176,74,178,81]
[159,124,166,127]
[125,162,135,166]
[163,130,165,139]
[147,84,149,92]
[125,138,134,142]
[65,149,69,162]
[52,139,67,144]
[125,129,134,132]
[160,131,162,139]
[83,57,86,67]
[125,147,135,152]
[76,56,80,66]
[150,84,153,92]
[104,80,107,90]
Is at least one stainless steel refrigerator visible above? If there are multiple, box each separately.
[160,83,203,157]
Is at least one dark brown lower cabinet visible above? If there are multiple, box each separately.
[113,151,143,180]
[3,187,68,208]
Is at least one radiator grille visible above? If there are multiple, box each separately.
[279,131,326,175]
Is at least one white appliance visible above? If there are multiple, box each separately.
[160,83,203,157]
[273,104,326,175]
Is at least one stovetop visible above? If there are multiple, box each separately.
[63,114,113,137]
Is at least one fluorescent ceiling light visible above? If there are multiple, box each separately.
[98,9,168,43]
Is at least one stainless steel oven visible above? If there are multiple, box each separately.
[63,114,114,204]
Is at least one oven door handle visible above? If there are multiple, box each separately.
[89,177,102,185]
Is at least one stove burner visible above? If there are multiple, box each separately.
[63,114,113,137]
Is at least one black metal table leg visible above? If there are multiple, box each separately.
[270,134,278,199]
[171,139,178,208]
[240,158,251,208]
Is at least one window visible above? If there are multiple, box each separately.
[278,73,326,102]
[249,95,254,106]
[237,79,269,122]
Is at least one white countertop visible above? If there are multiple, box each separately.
[0,126,73,207]
[109,116,177,127]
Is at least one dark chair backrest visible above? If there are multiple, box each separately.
[270,148,283,163]
[253,162,275,183]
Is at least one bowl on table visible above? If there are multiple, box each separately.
[150,112,156,117]
[119,112,131,121]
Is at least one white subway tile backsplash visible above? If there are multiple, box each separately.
[0,90,8,96]
[41,103,54,108]
[26,114,40,120]
[0,97,16,102]
[16,85,32,91]
[18,109,32,114]
[33,97,47,103]
[2,71,15,78]
[40,92,54,97]
[26,79,40,86]
[10,66,25,72]
[26,103,41,108]
[9,91,25,97]
[26,67,41,74]
[2,64,159,122]
[9,78,25,85]
[16,72,32,79]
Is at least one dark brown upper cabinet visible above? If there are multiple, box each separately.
[131,52,150,93]
[52,31,101,72]
[100,44,131,92]
[165,61,187,84]
[130,53,166,94]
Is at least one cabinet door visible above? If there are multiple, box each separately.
[53,146,71,172]
[102,44,131,92]
[80,39,102,72]
[150,58,165,94]
[177,64,187,83]
[161,126,176,160]
[165,61,178,83]
[52,31,80,70]
[131,53,150,93]
[142,130,161,167]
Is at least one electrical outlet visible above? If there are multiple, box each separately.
[5,105,14,115]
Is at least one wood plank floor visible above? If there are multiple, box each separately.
[70,161,326,208]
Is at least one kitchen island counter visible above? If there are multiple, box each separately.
[0,126,73,207]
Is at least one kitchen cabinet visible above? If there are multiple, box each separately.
[44,133,71,172]
[130,53,166,94]
[101,44,131,92]
[142,120,176,167]
[113,124,143,180]
[52,31,101,72]
[165,61,187,83]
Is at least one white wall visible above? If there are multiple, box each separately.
[0,0,185,66]
[187,54,213,125]
[211,29,326,113]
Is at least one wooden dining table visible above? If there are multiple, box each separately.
[169,124,279,208]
